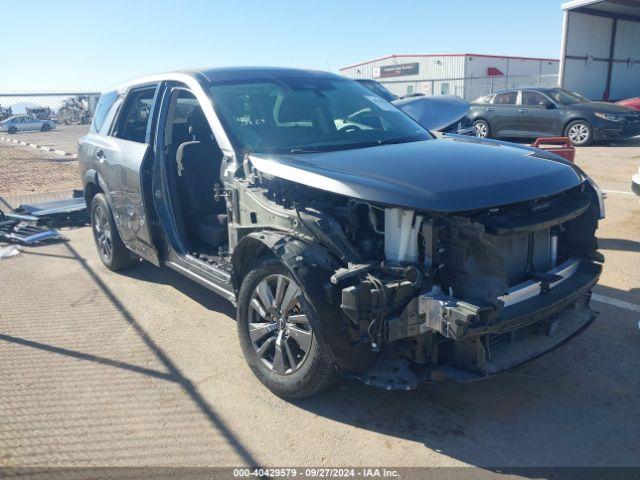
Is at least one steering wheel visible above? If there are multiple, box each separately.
[337,124,363,135]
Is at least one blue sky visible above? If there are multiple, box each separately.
[2,0,565,92]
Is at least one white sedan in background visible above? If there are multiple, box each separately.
[0,115,55,134]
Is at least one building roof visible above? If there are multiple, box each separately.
[340,53,559,71]
[562,0,640,17]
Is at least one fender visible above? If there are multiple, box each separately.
[232,231,376,374]
[83,169,112,206]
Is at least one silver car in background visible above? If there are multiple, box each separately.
[0,115,55,134]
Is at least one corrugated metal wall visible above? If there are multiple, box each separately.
[611,19,640,99]
[464,56,559,100]
[562,10,640,100]
[340,54,558,100]
[562,11,613,99]
[339,55,466,97]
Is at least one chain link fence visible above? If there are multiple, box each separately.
[0,92,99,198]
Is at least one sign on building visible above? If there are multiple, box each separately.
[374,62,419,78]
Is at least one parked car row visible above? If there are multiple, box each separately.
[469,87,640,146]
[0,114,56,134]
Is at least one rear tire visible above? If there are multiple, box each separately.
[473,119,490,138]
[237,259,338,398]
[7,126,17,134]
[565,120,593,146]
[90,193,138,271]
[41,123,51,132]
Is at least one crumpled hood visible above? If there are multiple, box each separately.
[249,137,584,212]
[392,95,470,131]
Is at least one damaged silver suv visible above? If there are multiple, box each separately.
[79,68,604,398]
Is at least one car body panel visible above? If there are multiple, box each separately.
[354,78,472,134]
[249,136,584,212]
[517,91,561,137]
[392,95,470,132]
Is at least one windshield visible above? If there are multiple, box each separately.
[356,80,398,102]
[208,77,429,154]
[546,88,590,106]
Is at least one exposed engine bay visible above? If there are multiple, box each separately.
[229,159,603,389]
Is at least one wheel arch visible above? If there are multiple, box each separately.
[231,234,279,291]
[472,117,491,137]
[563,117,591,134]
[232,230,375,374]
[82,169,108,208]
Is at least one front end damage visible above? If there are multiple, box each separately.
[331,185,602,388]
[232,162,603,390]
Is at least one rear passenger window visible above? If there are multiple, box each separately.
[114,87,157,143]
[492,92,517,105]
[90,91,118,133]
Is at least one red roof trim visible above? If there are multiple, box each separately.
[339,53,559,71]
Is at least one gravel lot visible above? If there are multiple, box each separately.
[0,137,639,472]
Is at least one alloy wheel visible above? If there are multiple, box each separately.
[474,122,488,138]
[248,274,313,375]
[568,123,589,145]
[93,204,113,261]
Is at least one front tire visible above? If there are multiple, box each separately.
[90,193,138,271]
[565,120,593,146]
[237,259,338,398]
[7,126,17,134]
[473,119,490,138]
[41,123,51,132]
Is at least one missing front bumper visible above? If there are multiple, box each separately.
[350,300,595,390]
[350,260,601,390]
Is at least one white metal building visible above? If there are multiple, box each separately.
[560,0,640,100]
[339,54,559,101]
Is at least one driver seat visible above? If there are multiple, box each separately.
[176,107,227,248]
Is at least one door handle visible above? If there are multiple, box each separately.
[96,150,106,162]
[518,108,527,113]
[486,107,494,112]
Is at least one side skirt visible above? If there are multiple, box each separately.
[165,257,237,305]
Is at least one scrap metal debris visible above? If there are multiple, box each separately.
[14,190,88,227]
[0,209,67,245]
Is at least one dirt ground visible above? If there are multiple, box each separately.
[0,136,639,473]
[0,142,80,196]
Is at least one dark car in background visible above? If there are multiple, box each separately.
[355,78,474,135]
[469,87,640,146]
